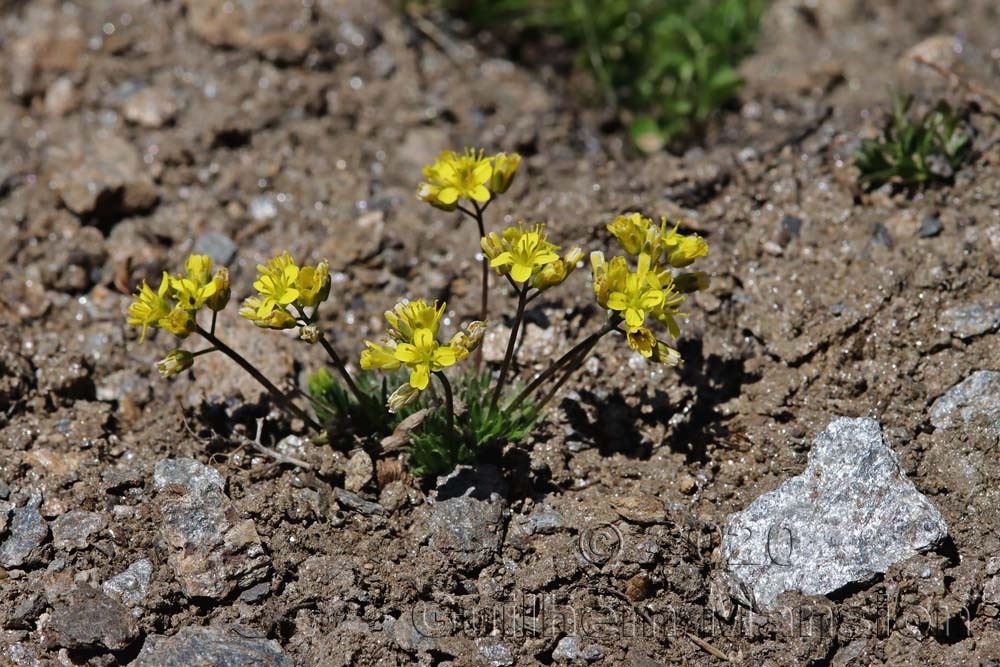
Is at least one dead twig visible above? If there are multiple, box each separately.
[243,418,313,471]
[685,631,733,662]
[913,54,1000,111]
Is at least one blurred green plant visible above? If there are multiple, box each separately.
[408,0,766,152]
[855,93,972,188]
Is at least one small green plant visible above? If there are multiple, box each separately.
[410,0,766,151]
[127,147,712,478]
[855,93,972,188]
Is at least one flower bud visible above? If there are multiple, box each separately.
[299,324,320,344]
[207,268,230,311]
[387,383,420,413]
[156,349,195,378]
[489,152,521,195]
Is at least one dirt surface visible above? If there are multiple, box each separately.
[2,0,1000,665]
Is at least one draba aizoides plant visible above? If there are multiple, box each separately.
[127,148,711,477]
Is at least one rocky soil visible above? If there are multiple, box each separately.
[1,0,1000,665]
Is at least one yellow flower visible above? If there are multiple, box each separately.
[532,247,584,291]
[127,272,172,342]
[156,349,195,378]
[384,299,446,343]
[361,299,469,406]
[590,252,625,308]
[183,254,214,286]
[171,275,219,311]
[206,268,230,312]
[394,327,459,390]
[239,297,297,330]
[253,252,300,311]
[626,327,658,357]
[360,341,402,371]
[159,306,195,338]
[387,383,421,413]
[484,222,561,283]
[607,215,709,271]
[663,228,709,268]
[417,148,493,209]
[607,213,650,256]
[604,254,667,331]
[295,260,330,308]
[490,152,521,195]
[626,327,681,365]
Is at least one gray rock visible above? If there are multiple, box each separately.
[5,592,47,630]
[46,132,158,218]
[0,498,49,568]
[43,585,138,651]
[123,87,177,128]
[153,458,269,599]
[344,449,372,493]
[476,638,514,666]
[333,487,385,516]
[523,503,564,535]
[930,371,1000,435]
[939,303,1000,339]
[389,612,438,655]
[153,458,225,494]
[134,626,293,667]
[428,496,504,572]
[102,559,154,608]
[0,500,11,534]
[552,636,603,662]
[51,511,106,552]
[918,214,943,238]
[722,417,947,609]
[192,231,238,267]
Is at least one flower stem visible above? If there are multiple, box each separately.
[473,201,489,324]
[535,332,606,412]
[317,333,368,408]
[491,285,528,409]
[435,371,455,434]
[505,320,617,413]
[195,326,321,431]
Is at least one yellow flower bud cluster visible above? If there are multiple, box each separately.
[592,213,711,364]
[481,222,583,289]
[126,254,230,343]
[239,252,331,331]
[417,149,521,211]
[361,300,484,412]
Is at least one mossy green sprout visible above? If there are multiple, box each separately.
[855,92,972,189]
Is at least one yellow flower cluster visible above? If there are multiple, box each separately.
[127,254,230,343]
[239,252,331,331]
[417,149,521,211]
[481,222,583,289]
[360,300,484,412]
[592,213,711,364]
